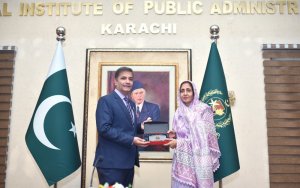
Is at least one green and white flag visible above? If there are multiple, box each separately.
[25,42,81,186]
[199,42,240,182]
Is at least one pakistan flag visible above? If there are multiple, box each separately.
[199,42,240,182]
[25,42,81,186]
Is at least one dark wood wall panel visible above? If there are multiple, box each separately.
[0,121,9,129]
[266,93,300,101]
[268,128,300,137]
[263,50,300,59]
[270,165,300,173]
[0,113,9,120]
[267,119,300,128]
[269,174,300,182]
[265,84,300,92]
[263,44,300,187]
[269,146,300,155]
[268,137,300,146]
[0,47,16,188]
[264,67,300,75]
[0,53,15,61]
[270,183,300,188]
[267,110,300,119]
[264,60,300,67]
[266,101,300,110]
[265,76,300,84]
[0,94,12,102]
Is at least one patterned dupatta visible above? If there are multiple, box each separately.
[171,81,221,188]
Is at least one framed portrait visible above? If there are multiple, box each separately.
[81,49,191,187]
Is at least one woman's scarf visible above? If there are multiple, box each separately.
[171,81,221,188]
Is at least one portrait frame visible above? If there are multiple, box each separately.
[81,49,191,187]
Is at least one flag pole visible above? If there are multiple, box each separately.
[209,24,222,188]
[53,26,66,188]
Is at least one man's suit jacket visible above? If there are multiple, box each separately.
[94,91,142,169]
[137,101,160,124]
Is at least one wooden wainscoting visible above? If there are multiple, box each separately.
[263,44,300,188]
[0,46,16,188]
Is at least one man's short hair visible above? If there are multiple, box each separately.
[115,67,133,79]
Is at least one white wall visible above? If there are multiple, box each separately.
[1,0,300,187]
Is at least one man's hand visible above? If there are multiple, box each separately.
[133,137,150,147]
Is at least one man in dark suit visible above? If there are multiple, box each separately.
[94,67,149,187]
[130,81,160,124]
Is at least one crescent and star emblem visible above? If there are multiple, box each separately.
[33,95,76,150]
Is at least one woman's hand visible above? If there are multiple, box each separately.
[164,138,177,149]
[167,130,176,139]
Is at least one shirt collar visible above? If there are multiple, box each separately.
[137,101,144,110]
[114,89,128,100]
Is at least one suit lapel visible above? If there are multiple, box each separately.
[139,102,148,123]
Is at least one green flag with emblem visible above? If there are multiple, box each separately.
[25,42,81,186]
[199,42,240,182]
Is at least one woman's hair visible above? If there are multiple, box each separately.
[179,81,195,97]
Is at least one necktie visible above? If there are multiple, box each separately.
[124,97,134,126]
[136,106,140,118]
